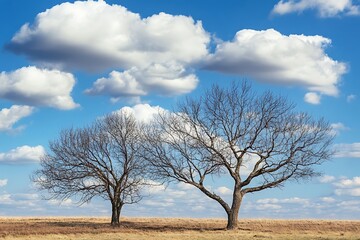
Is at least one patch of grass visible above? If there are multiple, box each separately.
[1,217,360,240]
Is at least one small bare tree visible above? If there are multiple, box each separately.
[33,111,147,226]
[141,82,334,230]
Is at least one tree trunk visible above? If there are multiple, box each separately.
[226,191,243,230]
[111,201,123,226]
[226,208,239,230]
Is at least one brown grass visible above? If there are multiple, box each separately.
[0,217,360,240]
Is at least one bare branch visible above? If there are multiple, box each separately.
[141,81,334,230]
[32,111,150,226]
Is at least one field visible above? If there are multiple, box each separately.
[0,217,360,240]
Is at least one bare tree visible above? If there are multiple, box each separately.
[141,82,334,230]
[33,111,147,226]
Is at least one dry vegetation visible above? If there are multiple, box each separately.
[0,217,360,240]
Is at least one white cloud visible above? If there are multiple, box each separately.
[0,179,8,187]
[170,190,187,198]
[0,105,34,132]
[240,153,265,178]
[0,191,110,216]
[141,180,169,195]
[0,66,78,110]
[5,0,350,106]
[252,197,314,214]
[205,29,347,104]
[86,70,147,98]
[0,145,45,164]
[191,205,206,211]
[216,186,232,196]
[304,92,321,104]
[272,0,360,17]
[254,197,311,212]
[7,1,349,103]
[337,200,360,212]
[177,182,196,190]
[85,63,198,99]
[8,0,209,72]
[333,177,360,197]
[0,193,40,207]
[319,175,336,183]
[257,197,309,205]
[82,178,103,188]
[15,193,39,201]
[256,203,282,211]
[143,198,175,207]
[334,143,360,158]
[335,188,360,197]
[347,94,356,103]
[115,103,166,123]
[330,122,349,135]
[317,175,360,199]
[321,197,336,203]
[48,198,73,207]
[334,177,360,188]
[7,0,208,101]
[0,194,11,203]
[134,181,222,217]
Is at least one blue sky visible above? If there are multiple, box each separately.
[1,0,360,219]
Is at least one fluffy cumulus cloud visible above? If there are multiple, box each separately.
[318,175,360,200]
[0,145,45,164]
[304,92,321,104]
[7,0,209,71]
[0,105,34,132]
[0,66,78,110]
[334,177,360,197]
[6,1,348,102]
[216,186,232,196]
[114,103,166,123]
[272,0,360,17]
[85,63,198,101]
[334,143,360,158]
[319,175,336,183]
[205,29,347,104]
[7,0,208,99]
[335,177,360,188]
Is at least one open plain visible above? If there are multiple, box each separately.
[0,217,360,240]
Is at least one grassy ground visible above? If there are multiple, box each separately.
[0,217,360,240]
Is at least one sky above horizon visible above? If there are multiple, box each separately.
[1,0,360,219]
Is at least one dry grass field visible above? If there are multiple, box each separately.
[0,217,360,240]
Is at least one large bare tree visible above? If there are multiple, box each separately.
[141,82,334,230]
[33,111,147,226]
